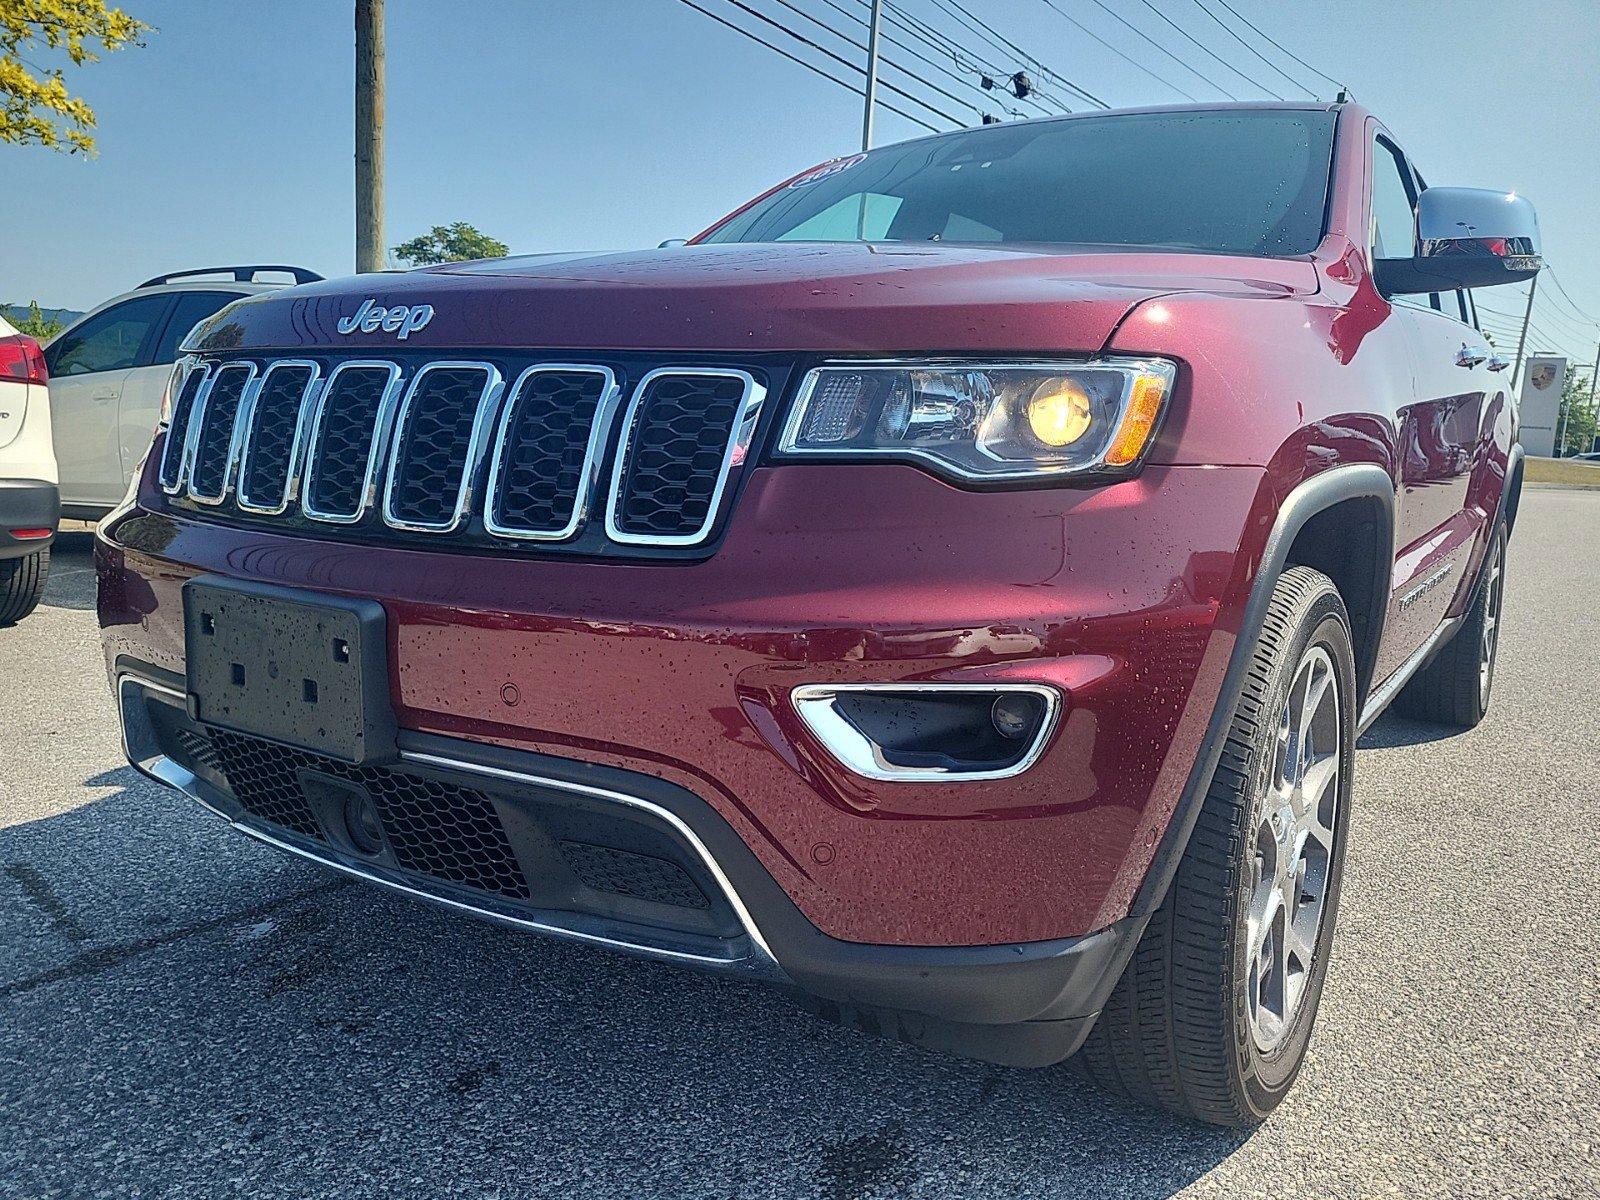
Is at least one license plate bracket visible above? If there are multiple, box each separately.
[183,576,397,764]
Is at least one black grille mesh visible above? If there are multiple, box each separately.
[613,374,747,538]
[206,730,321,836]
[304,366,391,518]
[188,367,252,499]
[238,365,314,510]
[490,370,608,535]
[203,730,531,900]
[559,841,708,908]
[387,367,491,527]
[369,770,530,899]
[159,369,208,489]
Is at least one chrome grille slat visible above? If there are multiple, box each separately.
[605,368,766,546]
[485,365,619,541]
[236,361,320,515]
[186,363,258,504]
[301,361,403,524]
[158,362,210,494]
[381,362,502,534]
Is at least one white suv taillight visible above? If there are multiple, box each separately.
[0,333,48,385]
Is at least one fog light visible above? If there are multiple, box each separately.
[343,792,384,855]
[991,692,1046,740]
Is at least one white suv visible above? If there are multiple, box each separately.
[0,312,58,625]
[45,265,321,518]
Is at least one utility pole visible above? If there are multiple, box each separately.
[1510,274,1537,390]
[1588,344,1600,455]
[355,0,386,273]
[860,0,882,152]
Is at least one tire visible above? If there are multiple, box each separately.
[1391,524,1505,729]
[0,546,49,627]
[1075,566,1356,1126]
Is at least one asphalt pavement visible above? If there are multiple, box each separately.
[2,493,1597,1199]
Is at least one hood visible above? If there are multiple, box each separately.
[187,242,1317,356]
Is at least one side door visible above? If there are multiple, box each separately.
[1368,134,1494,681]
[45,294,175,509]
[118,290,246,489]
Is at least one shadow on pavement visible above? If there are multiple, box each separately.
[1,773,1251,1198]
[40,531,97,612]
[1357,711,1464,750]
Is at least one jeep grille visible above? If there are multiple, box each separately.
[165,352,770,555]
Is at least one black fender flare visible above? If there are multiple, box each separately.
[1129,462,1395,920]
[1500,443,1526,538]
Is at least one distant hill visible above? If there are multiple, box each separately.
[2,303,85,330]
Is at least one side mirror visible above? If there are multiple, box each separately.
[1375,186,1542,295]
[657,238,688,249]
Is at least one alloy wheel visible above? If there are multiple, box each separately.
[1479,539,1505,709]
[1246,643,1341,1054]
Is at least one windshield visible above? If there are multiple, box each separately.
[702,108,1335,257]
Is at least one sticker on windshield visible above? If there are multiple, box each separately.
[788,153,866,188]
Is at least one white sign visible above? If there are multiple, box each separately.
[1519,355,1566,457]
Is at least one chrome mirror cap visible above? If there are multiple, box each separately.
[1418,186,1542,274]
[1378,186,1542,295]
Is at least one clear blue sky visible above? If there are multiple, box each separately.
[4,0,1598,361]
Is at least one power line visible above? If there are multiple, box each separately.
[1485,282,1600,347]
[1481,314,1590,363]
[1543,266,1600,329]
[1128,0,1284,99]
[922,0,1109,109]
[1477,287,1593,360]
[884,1,1069,116]
[762,0,995,118]
[1208,0,1347,94]
[706,0,967,126]
[673,0,945,132]
[810,0,1033,117]
[941,0,1110,108]
[1076,0,1239,99]
[1185,0,1317,98]
[1034,0,1200,103]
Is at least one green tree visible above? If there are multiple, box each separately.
[9,299,63,339]
[1558,365,1597,456]
[1,0,149,155]
[392,222,509,266]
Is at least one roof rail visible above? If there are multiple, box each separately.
[136,265,325,288]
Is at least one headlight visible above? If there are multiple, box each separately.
[776,358,1176,483]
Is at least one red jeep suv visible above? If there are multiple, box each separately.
[97,103,1535,1125]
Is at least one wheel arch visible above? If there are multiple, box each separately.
[1502,443,1525,536]
[1129,462,1394,920]
[1281,492,1392,704]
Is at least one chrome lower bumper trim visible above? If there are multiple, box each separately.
[118,673,785,981]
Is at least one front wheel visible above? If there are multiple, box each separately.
[1075,566,1355,1126]
[0,547,49,626]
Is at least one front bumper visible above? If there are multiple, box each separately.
[118,666,1139,1065]
[99,460,1263,953]
[0,478,58,559]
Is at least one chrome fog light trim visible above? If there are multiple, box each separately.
[791,682,1061,782]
